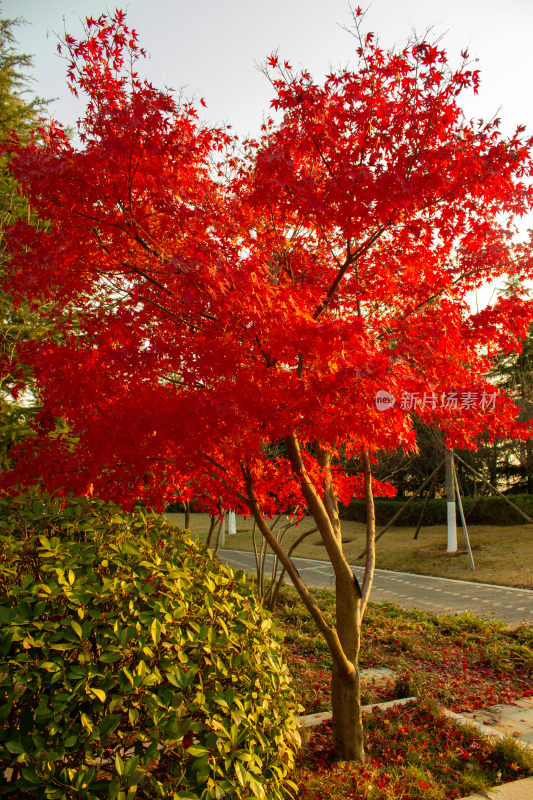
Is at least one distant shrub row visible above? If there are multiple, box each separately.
[166,494,533,527]
[340,494,533,527]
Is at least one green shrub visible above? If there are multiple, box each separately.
[341,493,533,526]
[0,493,300,799]
[460,493,533,525]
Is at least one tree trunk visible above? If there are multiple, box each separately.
[331,664,363,760]
[244,440,366,762]
[332,570,364,760]
[526,440,533,494]
[205,514,217,548]
[315,442,365,759]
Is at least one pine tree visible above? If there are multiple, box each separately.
[492,280,533,491]
[0,11,48,470]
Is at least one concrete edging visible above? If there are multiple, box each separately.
[297,695,417,729]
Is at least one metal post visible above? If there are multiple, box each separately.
[452,459,475,571]
[445,449,457,552]
[228,511,236,535]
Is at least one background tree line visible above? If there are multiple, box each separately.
[365,318,533,500]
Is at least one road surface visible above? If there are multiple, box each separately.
[218,549,533,626]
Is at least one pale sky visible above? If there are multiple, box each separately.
[7,0,533,140]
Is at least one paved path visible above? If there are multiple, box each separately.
[461,778,533,800]
[460,696,533,746]
[218,549,533,626]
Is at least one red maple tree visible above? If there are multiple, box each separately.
[3,11,533,760]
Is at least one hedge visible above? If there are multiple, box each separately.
[0,493,301,800]
[340,493,533,527]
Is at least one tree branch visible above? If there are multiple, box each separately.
[359,449,375,621]
[242,466,356,681]
[316,443,342,543]
[285,432,353,581]
[313,222,391,319]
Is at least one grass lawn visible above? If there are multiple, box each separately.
[271,584,533,798]
[165,512,533,589]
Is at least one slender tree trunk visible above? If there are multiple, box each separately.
[242,437,366,762]
[184,501,190,530]
[526,440,533,494]
[205,514,217,549]
[332,569,364,760]
[213,516,224,554]
[359,450,375,619]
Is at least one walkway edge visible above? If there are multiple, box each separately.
[459,777,533,800]
[442,707,533,752]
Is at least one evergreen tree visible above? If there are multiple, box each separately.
[0,11,48,470]
[491,280,533,492]
[0,12,45,220]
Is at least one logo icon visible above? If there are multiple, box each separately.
[375,390,396,411]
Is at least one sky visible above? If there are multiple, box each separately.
[5,0,533,306]
[7,0,533,140]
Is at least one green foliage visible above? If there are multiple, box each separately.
[0,402,33,472]
[0,493,300,799]
[0,13,45,221]
[0,12,52,470]
[341,493,533,526]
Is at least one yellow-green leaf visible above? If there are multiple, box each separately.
[90,688,106,703]
[151,618,162,646]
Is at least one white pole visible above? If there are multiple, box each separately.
[445,449,457,552]
[452,459,475,571]
[228,510,236,535]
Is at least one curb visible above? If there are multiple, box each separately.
[297,696,417,729]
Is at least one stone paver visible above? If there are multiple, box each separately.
[443,696,533,800]
[360,667,397,690]
[460,697,533,743]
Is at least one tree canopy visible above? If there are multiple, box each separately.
[2,12,532,508]
[2,10,533,760]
